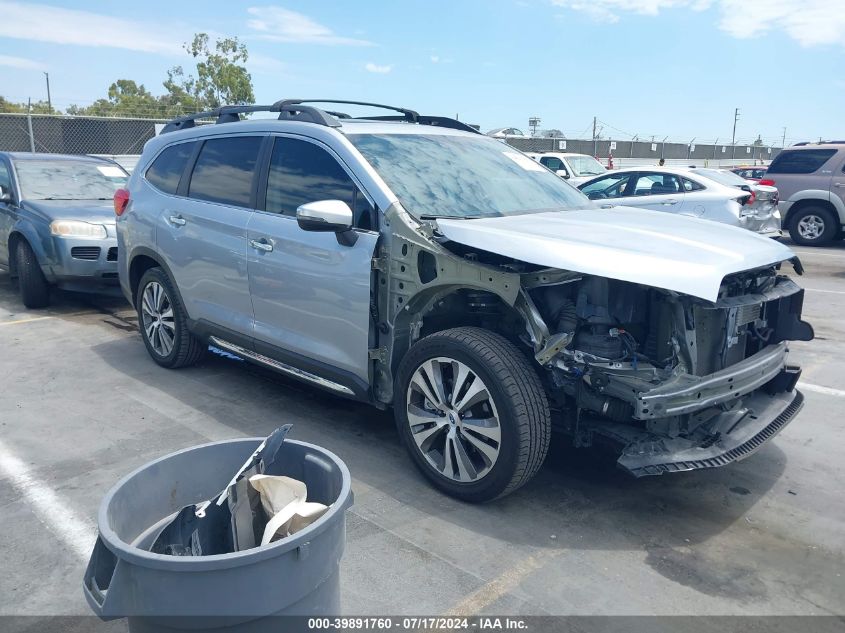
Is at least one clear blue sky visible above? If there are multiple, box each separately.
[1,0,843,145]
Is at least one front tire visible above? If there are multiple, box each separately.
[15,240,50,309]
[136,268,205,368]
[395,327,551,502]
[789,206,838,246]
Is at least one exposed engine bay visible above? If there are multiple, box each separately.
[374,204,814,477]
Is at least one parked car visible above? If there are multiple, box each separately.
[578,166,781,237]
[763,143,845,246]
[118,99,812,502]
[0,152,128,308]
[730,166,769,183]
[486,127,527,139]
[527,152,607,185]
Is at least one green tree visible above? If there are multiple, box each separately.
[164,33,255,110]
[0,97,58,114]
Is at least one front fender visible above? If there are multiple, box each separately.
[10,219,55,280]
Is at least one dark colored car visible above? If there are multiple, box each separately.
[0,152,128,307]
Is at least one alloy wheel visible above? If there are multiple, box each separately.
[405,357,501,482]
[141,281,176,357]
[797,214,825,241]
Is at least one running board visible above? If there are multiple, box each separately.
[208,336,355,396]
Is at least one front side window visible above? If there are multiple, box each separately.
[264,137,374,228]
[0,161,11,196]
[768,149,837,174]
[349,133,589,219]
[580,174,632,199]
[188,136,262,207]
[146,142,195,194]
[14,160,127,200]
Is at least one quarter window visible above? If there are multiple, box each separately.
[188,137,262,207]
[265,137,374,228]
[768,149,837,174]
[681,177,705,192]
[145,142,195,195]
[0,161,11,196]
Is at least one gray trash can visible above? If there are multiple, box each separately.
[83,438,353,632]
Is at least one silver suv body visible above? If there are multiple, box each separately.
[767,143,845,245]
[118,100,813,501]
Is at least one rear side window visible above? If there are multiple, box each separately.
[265,137,374,227]
[768,149,837,174]
[188,136,262,207]
[145,142,194,194]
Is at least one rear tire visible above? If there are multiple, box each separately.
[15,240,50,309]
[395,327,551,502]
[788,206,838,246]
[136,267,205,368]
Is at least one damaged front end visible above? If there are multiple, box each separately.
[522,265,814,476]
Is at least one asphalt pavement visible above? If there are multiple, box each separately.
[0,240,843,624]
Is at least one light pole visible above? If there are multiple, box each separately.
[731,108,740,159]
[43,72,52,114]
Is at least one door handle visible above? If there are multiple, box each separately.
[168,215,186,226]
[250,238,274,253]
[834,182,845,188]
[599,204,614,209]
[662,199,679,205]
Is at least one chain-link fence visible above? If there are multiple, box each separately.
[0,113,166,155]
[0,112,783,169]
[505,137,781,166]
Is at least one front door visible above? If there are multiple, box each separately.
[247,135,378,386]
[0,159,16,266]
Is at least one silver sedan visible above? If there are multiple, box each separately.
[578,166,781,238]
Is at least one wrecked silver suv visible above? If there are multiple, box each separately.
[119,100,813,502]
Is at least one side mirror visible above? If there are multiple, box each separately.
[0,185,11,203]
[296,200,357,246]
[556,170,570,179]
[587,191,606,200]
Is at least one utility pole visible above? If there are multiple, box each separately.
[43,72,52,114]
[592,116,597,156]
[731,108,740,159]
[782,127,786,148]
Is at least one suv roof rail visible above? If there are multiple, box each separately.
[792,141,845,146]
[160,99,481,135]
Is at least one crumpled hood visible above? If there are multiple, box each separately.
[437,207,797,302]
[22,199,116,225]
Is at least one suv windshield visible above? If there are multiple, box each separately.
[349,133,589,218]
[15,160,127,200]
[567,155,606,176]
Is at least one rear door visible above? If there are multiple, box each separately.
[246,135,378,390]
[617,171,684,213]
[156,135,262,336]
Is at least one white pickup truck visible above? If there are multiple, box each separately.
[527,151,608,186]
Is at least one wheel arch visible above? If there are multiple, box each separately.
[784,197,840,231]
[127,246,189,314]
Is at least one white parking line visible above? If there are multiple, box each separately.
[803,287,845,295]
[0,438,95,560]
[800,382,845,398]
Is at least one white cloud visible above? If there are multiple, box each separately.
[247,53,287,75]
[550,0,845,46]
[0,1,185,54]
[0,54,45,70]
[246,7,374,46]
[365,62,393,74]
[430,55,440,63]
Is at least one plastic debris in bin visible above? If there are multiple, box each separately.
[150,425,291,556]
